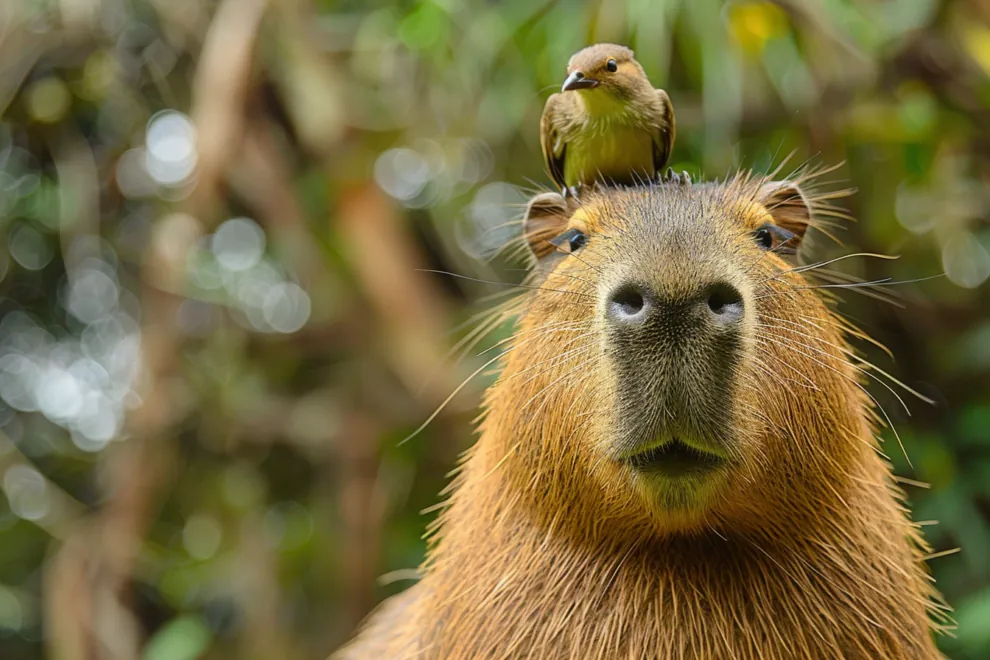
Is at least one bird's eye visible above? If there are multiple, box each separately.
[606,59,618,72]
[549,227,588,254]
[753,223,796,252]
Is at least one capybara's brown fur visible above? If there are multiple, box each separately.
[336,174,949,658]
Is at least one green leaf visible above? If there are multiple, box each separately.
[142,616,212,660]
[953,589,990,651]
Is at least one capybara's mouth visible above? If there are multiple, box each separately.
[624,439,725,477]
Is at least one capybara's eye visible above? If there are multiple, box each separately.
[549,228,588,254]
[606,58,618,72]
[754,226,774,249]
[753,223,796,252]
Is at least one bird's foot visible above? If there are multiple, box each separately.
[561,184,583,200]
[661,168,692,185]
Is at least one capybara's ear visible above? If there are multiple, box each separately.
[523,192,573,260]
[758,180,813,244]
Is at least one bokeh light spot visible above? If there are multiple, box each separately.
[374,148,430,202]
[66,265,120,324]
[0,586,23,632]
[183,514,223,560]
[456,181,525,259]
[0,355,42,413]
[943,232,990,289]
[212,218,266,272]
[2,465,49,521]
[8,224,54,271]
[116,148,157,199]
[262,283,311,334]
[26,78,71,124]
[145,111,198,187]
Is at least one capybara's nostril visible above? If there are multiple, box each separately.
[607,281,743,332]
[705,282,745,324]
[607,283,650,326]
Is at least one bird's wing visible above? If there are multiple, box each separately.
[540,94,567,190]
[651,88,676,173]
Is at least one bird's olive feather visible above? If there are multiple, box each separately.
[540,43,675,192]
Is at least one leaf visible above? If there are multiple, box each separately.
[952,589,990,652]
[142,616,212,660]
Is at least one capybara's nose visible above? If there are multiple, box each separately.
[606,282,652,326]
[702,282,745,326]
[605,280,744,334]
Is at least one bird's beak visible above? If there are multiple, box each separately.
[561,71,599,92]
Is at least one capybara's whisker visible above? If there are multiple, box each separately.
[345,172,947,659]
[758,317,932,404]
[511,336,597,384]
[417,268,597,301]
[759,252,898,286]
[757,324,913,415]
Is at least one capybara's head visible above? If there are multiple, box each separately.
[496,175,861,537]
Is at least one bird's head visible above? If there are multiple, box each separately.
[561,43,650,101]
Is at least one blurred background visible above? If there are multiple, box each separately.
[0,0,988,658]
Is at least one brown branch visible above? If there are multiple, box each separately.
[337,182,459,407]
[187,0,270,222]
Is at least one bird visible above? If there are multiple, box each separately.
[540,43,676,197]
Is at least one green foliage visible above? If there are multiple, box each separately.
[143,617,212,660]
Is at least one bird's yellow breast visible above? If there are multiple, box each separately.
[564,122,655,188]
